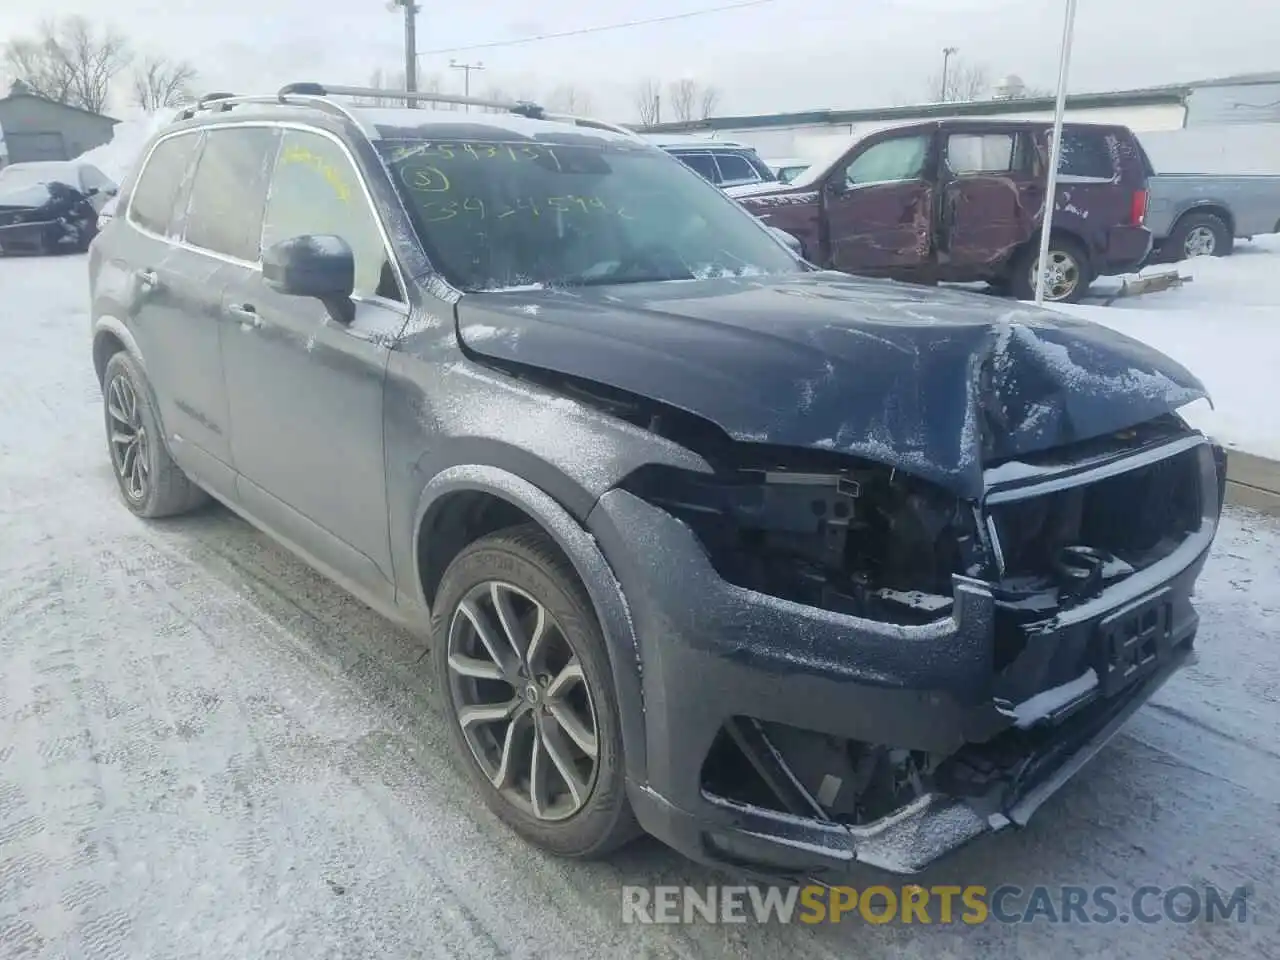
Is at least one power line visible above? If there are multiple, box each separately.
[416,0,782,58]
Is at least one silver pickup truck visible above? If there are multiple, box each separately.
[1145,174,1280,261]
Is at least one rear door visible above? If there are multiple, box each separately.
[219,125,407,599]
[938,127,1039,275]
[117,128,248,494]
[823,130,935,275]
[156,124,279,497]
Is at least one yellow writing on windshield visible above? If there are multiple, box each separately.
[280,145,352,203]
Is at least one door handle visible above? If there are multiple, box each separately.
[227,303,260,328]
[135,269,158,290]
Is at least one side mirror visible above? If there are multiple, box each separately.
[263,233,355,308]
[824,177,848,196]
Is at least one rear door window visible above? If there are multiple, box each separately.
[127,132,202,236]
[713,152,759,185]
[946,133,1024,174]
[261,129,402,302]
[182,126,279,261]
[1055,130,1116,180]
[676,152,720,183]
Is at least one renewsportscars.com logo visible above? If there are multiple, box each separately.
[621,884,1251,926]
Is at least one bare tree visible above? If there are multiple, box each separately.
[2,17,132,114]
[634,77,662,126]
[926,58,990,102]
[699,84,721,120]
[667,78,720,122]
[547,83,592,115]
[131,54,196,110]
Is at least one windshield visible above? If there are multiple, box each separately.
[376,137,804,291]
[0,163,73,191]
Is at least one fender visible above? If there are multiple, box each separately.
[412,464,649,786]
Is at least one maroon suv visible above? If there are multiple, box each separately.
[728,118,1154,302]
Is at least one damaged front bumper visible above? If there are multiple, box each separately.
[587,435,1223,878]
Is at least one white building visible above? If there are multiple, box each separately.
[635,72,1280,170]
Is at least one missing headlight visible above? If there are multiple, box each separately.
[619,460,980,624]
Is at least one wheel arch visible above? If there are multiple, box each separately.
[93,315,145,385]
[413,465,649,785]
[1172,202,1234,237]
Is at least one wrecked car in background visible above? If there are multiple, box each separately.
[0,160,117,255]
[90,85,1224,880]
[729,118,1155,303]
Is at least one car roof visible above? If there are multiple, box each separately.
[641,133,752,150]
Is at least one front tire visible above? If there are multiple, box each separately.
[102,352,208,518]
[1010,234,1092,303]
[432,524,638,858]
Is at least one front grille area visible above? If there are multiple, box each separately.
[988,445,1202,584]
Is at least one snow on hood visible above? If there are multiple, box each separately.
[449,273,1209,499]
[75,108,179,182]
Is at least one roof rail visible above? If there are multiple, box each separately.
[174,82,639,138]
[277,82,548,119]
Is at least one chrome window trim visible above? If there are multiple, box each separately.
[124,119,411,315]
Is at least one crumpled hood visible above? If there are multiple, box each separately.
[454,273,1208,499]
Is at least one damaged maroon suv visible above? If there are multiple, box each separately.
[89,85,1225,880]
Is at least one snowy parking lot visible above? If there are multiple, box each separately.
[2,253,1279,958]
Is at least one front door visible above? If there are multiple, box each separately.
[220,126,409,600]
[823,131,935,276]
[938,128,1038,277]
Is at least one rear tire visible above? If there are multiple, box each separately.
[432,524,639,858]
[1010,234,1092,303]
[1166,211,1232,260]
[102,351,209,518]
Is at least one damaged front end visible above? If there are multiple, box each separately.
[606,411,1225,876]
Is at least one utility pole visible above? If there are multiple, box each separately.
[449,59,485,111]
[940,46,958,102]
[389,0,420,107]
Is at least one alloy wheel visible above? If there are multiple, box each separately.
[107,374,149,501]
[446,580,600,821]
[1028,249,1081,302]
[1183,225,1217,258]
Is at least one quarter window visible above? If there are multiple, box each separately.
[261,130,402,301]
[843,135,930,187]
[1055,131,1116,180]
[183,126,279,261]
[677,152,720,183]
[128,132,201,236]
[713,152,758,184]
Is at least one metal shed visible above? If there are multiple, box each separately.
[0,81,119,166]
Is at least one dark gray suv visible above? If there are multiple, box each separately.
[89,83,1226,878]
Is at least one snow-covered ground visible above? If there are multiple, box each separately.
[3,254,1280,958]
[1054,236,1280,462]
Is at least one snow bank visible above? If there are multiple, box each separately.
[75,108,178,182]
[1050,235,1280,461]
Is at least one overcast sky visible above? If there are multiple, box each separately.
[1,0,1276,121]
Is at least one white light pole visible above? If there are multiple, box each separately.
[1034,0,1080,305]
